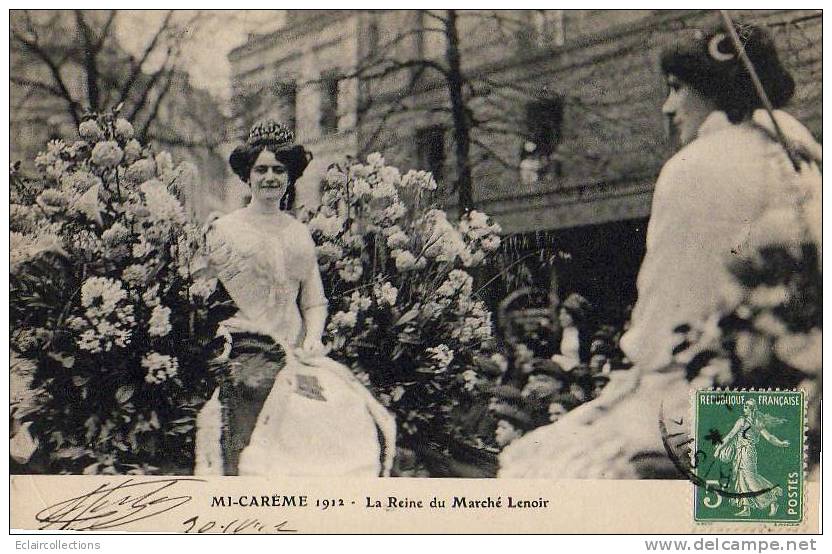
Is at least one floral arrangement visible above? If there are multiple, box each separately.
[10,111,231,474]
[305,153,503,457]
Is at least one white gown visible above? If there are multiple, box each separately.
[193,208,396,476]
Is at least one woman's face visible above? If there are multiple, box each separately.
[662,74,716,145]
[249,150,289,204]
[743,401,755,416]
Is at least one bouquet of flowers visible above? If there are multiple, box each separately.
[10,111,231,474]
[305,153,503,456]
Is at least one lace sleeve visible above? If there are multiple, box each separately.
[298,225,329,311]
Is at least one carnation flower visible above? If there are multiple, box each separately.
[142,352,179,384]
[436,270,474,298]
[401,169,438,191]
[132,237,154,259]
[349,291,372,312]
[124,158,157,186]
[379,166,401,186]
[426,344,454,371]
[331,310,358,329]
[352,178,372,198]
[155,151,174,175]
[81,276,128,319]
[78,120,105,142]
[91,141,124,168]
[337,257,363,282]
[373,282,398,306]
[36,189,70,214]
[114,118,134,140]
[148,305,173,337]
[140,179,185,223]
[316,242,344,260]
[61,170,102,194]
[392,249,417,271]
[101,222,130,245]
[325,166,346,187]
[309,213,344,238]
[480,235,501,251]
[383,201,407,221]
[123,139,143,163]
[366,152,385,168]
[371,180,397,199]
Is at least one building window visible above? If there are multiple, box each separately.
[320,72,340,135]
[416,125,445,182]
[523,98,564,181]
[530,10,564,48]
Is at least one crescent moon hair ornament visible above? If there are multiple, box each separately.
[708,33,735,62]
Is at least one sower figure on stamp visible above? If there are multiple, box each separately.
[714,400,789,517]
[192,120,396,476]
[499,22,821,478]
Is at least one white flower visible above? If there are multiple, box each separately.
[101,222,130,245]
[349,163,370,180]
[78,120,105,142]
[331,310,358,329]
[337,257,363,283]
[383,201,407,221]
[373,282,399,306]
[426,344,454,371]
[132,237,154,259]
[142,284,161,307]
[140,179,185,223]
[124,158,157,185]
[372,180,398,199]
[366,152,385,168]
[114,118,134,140]
[123,139,143,163]
[316,242,344,260]
[392,249,417,271]
[401,169,438,191]
[326,166,346,186]
[481,235,501,251]
[81,277,127,318]
[91,141,124,168]
[349,291,372,312]
[379,166,401,186]
[78,329,103,353]
[61,170,102,194]
[386,229,410,249]
[142,352,179,384]
[309,213,344,238]
[36,188,70,214]
[148,305,173,337]
[436,269,473,298]
[352,178,372,198]
[155,151,174,175]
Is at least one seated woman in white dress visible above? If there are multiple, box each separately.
[194,120,396,476]
[499,22,820,478]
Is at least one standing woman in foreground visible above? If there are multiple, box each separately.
[499,22,821,478]
[194,120,395,476]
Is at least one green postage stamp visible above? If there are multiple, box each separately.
[693,390,805,524]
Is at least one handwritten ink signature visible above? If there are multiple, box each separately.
[35,478,203,531]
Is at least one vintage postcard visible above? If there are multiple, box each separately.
[8,7,822,535]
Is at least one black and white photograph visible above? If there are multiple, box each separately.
[8,7,822,534]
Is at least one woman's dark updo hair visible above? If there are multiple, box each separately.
[229,120,313,210]
[660,22,795,123]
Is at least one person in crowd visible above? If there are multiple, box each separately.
[193,120,395,476]
[550,293,593,371]
[500,21,820,478]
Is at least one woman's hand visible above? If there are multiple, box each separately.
[295,336,330,365]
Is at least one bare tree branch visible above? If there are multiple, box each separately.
[117,10,174,104]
